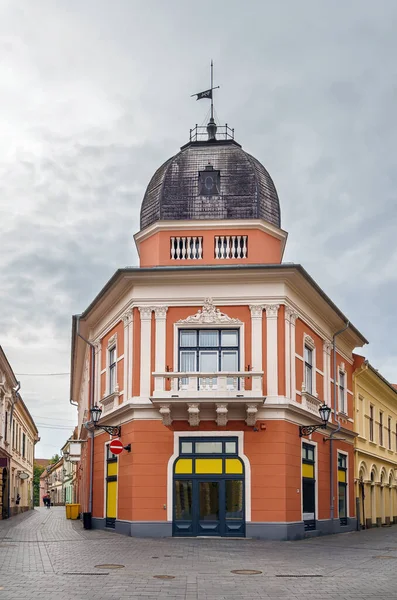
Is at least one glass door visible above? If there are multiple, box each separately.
[199,351,218,390]
[197,481,220,535]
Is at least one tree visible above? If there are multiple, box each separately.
[33,464,45,506]
[49,453,60,464]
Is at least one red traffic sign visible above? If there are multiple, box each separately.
[109,439,124,455]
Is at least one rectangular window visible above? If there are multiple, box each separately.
[388,417,392,450]
[369,405,374,441]
[339,371,346,414]
[12,421,15,448]
[4,411,8,442]
[302,442,316,531]
[379,411,383,446]
[395,423,397,452]
[22,433,26,458]
[108,347,116,394]
[304,346,313,395]
[179,329,240,387]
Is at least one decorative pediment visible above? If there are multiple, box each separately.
[177,298,241,325]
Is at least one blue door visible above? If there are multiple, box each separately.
[173,437,245,537]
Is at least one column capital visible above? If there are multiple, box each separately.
[285,306,298,323]
[323,341,332,355]
[264,304,280,318]
[122,309,133,326]
[153,306,168,319]
[249,304,264,318]
[138,306,153,320]
[93,341,101,353]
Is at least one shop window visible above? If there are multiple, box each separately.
[302,443,316,530]
[338,453,348,526]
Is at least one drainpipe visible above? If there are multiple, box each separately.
[329,321,349,529]
[76,315,95,518]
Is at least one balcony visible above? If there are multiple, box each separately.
[151,371,264,427]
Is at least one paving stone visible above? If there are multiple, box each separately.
[1,508,397,598]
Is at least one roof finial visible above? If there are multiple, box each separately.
[191,60,220,141]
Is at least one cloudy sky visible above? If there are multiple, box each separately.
[1,1,397,457]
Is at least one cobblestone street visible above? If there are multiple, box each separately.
[1,508,397,599]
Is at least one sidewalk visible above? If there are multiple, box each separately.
[1,507,397,599]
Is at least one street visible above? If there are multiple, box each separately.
[0,508,397,599]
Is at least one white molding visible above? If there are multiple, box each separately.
[303,334,316,397]
[176,298,242,325]
[138,307,152,398]
[249,305,264,386]
[154,306,168,393]
[135,218,288,256]
[166,430,251,522]
[264,304,279,397]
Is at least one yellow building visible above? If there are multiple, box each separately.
[353,355,397,528]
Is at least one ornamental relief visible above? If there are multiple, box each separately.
[176,298,242,325]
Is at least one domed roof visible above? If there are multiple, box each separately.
[140,138,281,230]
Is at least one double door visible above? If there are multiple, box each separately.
[173,477,245,537]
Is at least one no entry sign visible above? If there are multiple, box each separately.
[109,439,124,455]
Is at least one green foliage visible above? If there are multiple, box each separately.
[33,464,45,506]
[49,453,60,464]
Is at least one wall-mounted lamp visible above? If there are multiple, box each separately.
[299,404,331,437]
[89,404,121,437]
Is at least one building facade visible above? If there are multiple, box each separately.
[71,121,367,539]
[0,347,39,518]
[353,356,397,528]
[43,458,65,506]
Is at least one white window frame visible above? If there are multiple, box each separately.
[106,333,118,396]
[173,322,245,375]
[338,364,347,415]
[303,334,316,396]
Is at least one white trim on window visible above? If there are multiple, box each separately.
[106,335,118,396]
[303,334,316,397]
[173,322,245,374]
[338,364,347,415]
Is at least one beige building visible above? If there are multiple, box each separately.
[0,347,39,518]
[354,355,397,528]
[44,458,66,506]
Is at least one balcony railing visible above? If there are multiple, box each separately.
[152,371,263,398]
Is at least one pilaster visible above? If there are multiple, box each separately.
[138,307,153,398]
[154,306,168,392]
[264,304,280,397]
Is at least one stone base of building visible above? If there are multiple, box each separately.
[90,518,357,540]
[9,506,32,517]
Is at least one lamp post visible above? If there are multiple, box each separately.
[299,404,332,437]
[89,405,121,437]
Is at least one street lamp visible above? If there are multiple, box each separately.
[299,404,332,437]
[89,404,121,437]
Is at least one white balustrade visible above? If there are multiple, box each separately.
[170,236,203,260]
[214,235,248,259]
[152,371,262,398]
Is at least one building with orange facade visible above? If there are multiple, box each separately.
[70,119,368,539]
